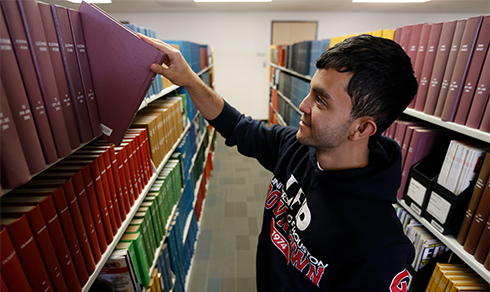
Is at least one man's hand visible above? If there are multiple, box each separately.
[138,33,201,88]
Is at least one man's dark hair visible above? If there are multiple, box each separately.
[316,34,418,141]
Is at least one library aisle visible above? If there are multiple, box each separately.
[187,134,272,292]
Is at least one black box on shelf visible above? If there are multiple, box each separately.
[422,181,474,236]
[404,154,445,217]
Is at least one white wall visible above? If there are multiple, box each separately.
[112,11,481,119]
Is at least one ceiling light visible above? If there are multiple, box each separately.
[353,0,430,3]
[66,0,112,3]
[194,0,272,2]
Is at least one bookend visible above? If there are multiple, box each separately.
[423,180,474,236]
[404,153,446,217]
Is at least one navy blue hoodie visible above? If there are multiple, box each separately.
[209,101,415,292]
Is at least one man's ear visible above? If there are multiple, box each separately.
[349,117,377,141]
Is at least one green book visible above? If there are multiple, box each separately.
[120,232,151,286]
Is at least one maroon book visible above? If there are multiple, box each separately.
[67,8,103,138]
[433,19,468,117]
[464,178,490,255]
[0,0,58,164]
[410,23,432,109]
[38,2,81,150]
[51,4,94,143]
[479,97,490,132]
[466,51,490,129]
[455,15,490,125]
[0,227,34,292]
[78,1,166,145]
[423,20,459,115]
[0,8,46,175]
[0,80,31,190]
[16,0,72,158]
[441,16,485,122]
[414,22,443,112]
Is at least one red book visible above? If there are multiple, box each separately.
[16,0,72,157]
[454,16,490,124]
[0,0,58,164]
[2,194,82,291]
[0,227,33,292]
[407,23,424,73]
[0,80,31,190]
[38,2,81,150]
[414,22,443,112]
[398,24,412,53]
[2,214,53,292]
[474,216,490,263]
[441,16,485,122]
[433,19,468,117]
[410,23,432,108]
[51,4,94,143]
[1,274,8,292]
[466,50,490,129]
[464,178,490,255]
[0,8,46,175]
[423,20,459,115]
[67,8,103,138]
[115,144,137,206]
[78,1,166,145]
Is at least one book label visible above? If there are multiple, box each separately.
[406,178,426,207]
[101,124,113,136]
[427,192,451,224]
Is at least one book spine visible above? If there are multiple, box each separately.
[0,8,46,175]
[39,195,82,291]
[16,0,72,158]
[51,186,89,286]
[440,16,484,122]
[99,150,123,228]
[463,178,490,254]
[0,79,31,190]
[51,4,93,143]
[67,8,103,138]
[38,2,81,150]
[95,154,120,232]
[0,227,34,292]
[5,214,53,291]
[71,170,102,263]
[24,204,69,292]
[0,0,58,164]
[465,50,490,129]
[80,164,108,253]
[454,16,490,124]
[473,216,490,263]
[63,179,96,274]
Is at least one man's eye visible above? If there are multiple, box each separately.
[315,96,325,106]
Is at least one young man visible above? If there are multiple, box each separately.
[140,33,418,291]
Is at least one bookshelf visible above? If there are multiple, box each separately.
[268,17,490,286]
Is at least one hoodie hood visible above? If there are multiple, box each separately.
[308,136,402,203]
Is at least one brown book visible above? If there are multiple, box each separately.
[457,153,490,244]
[67,8,102,138]
[0,0,58,164]
[433,19,468,117]
[466,51,490,129]
[0,79,31,190]
[464,178,490,254]
[1,214,53,292]
[484,249,490,271]
[424,20,459,115]
[0,227,34,292]
[473,215,490,263]
[16,0,72,158]
[0,8,46,175]
[441,16,485,122]
[414,22,444,111]
[51,4,94,143]
[411,23,434,109]
[479,97,490,132]
[454,16,490,124]
[38,1,81,150]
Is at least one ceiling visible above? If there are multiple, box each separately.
[43,0,490,14]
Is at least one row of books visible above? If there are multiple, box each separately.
[437,141,488,195]
[396,206,449,273]
[395,16,489,132]
[132,97,185,168]
[455,152,490,266]
[269,87,301,128]
[426,263,489,292]
[0,129,153,292]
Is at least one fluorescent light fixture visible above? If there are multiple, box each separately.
[194,0,271,2]
[353,0,430,3]
[66,0,112,3]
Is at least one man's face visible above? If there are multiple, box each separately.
[296,68,355,152]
